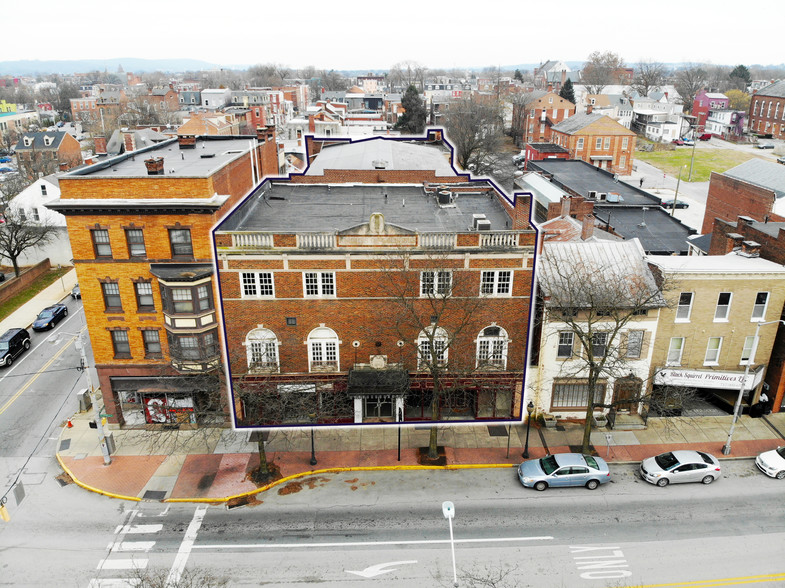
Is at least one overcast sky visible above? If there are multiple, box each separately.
[6,0,782,71]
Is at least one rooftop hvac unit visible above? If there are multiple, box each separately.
[476,219,492,231]
[588,190,597,199]
[472,213,487,229]
[437,190,452,206]
[598,193,607,201]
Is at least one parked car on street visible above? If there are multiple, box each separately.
[777,157,785,165]
[71,283,81,299]
[755,446,785,479]
[32,304,68,331]
[681,138,695,146]
[660,199,689,209]
[640,450,721,486]
[756,142,774,149]
[0,328,31,367]
[0,167,14,173]
[671,139,684,145]
[698,133,712,141]
[518,453,611,491]
[0,157,11,163]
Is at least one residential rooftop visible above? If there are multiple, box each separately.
[649,251,785,273]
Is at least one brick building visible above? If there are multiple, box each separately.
[692,90,729,129]
[549,113,635,175]
[701,159,785,234]
[511,91,576,145]
[213,134,538,428]
[46,130,279,428]
[749,80,785,138]
[14,131,83,179]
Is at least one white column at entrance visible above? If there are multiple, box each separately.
[353,398,363,423]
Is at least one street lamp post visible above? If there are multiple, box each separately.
[688,124,698,181]
[670,165,687,216]
[309,413,317,466]
[397,406,403,462]
[50,331,111,465]
[522,401,534,459]
[722,319,785,455]
[441,501,458,587]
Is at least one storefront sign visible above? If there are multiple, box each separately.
[655,366,764,390]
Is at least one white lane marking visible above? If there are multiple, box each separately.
[115,524,163,534]
[194,535,554,550]
[96,558,148,570]
[106,541,156,552]
[165,505,207,586]
[346,561,418,578]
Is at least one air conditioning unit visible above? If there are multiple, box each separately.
[472,213,487,229]
[588,190,597,199]
[77,389,92,412]
[476,219,492,231]
[598,193,607,201]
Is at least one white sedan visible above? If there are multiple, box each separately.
[756,447,785,479]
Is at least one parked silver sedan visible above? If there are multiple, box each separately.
[640,450,721,487]
[518,453,610,491]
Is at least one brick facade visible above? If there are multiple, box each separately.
[702,172,785,234]
[749,81,785,139]
[550,116,635,175]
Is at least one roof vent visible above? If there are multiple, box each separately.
[437,189,454,207]
[200,153,215,158]
[144,157,164,175]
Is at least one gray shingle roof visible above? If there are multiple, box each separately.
[723,159,785,199]
[551,113,604,134]
[15,131,68,151]
[755,80,785,98]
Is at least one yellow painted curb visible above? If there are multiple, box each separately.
[56,453,141,502]
[165,462,517,504]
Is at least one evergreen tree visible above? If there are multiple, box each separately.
[395,85,427,134]
[514,69,523,82]
[559,79,576,104]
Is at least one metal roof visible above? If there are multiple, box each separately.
[723,159,785,200]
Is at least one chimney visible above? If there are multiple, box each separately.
[739,240,761,258]
[94,135,107,155]
[178,134,196,149]
[144,156,164,175]
[308,114,315,133]
[59,162,69,172]
[581,214,595,240]
[547,83,553,93]
[724,232,744,254]
[123,131,136,152]
[561,70,566,87]
[586,104,593,115]
[560,196,571,217]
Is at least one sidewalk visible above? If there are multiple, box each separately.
[56,407,785,503]
[0,268,78,334]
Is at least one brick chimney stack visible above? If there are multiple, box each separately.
[587,104,593,115]
[123,131,136,153]
[94,135,107,155]
[739,240,761,257]
[724,232,744,253]
[581,214,595,240]
[144,157,164,175]
[560,196,571,217]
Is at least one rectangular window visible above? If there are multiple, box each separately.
[667,337,685,366]
[621,137,629,150]
[142,330,161,357]
[604,137,611,149]
[557,331,574,358]
[111,330,130,358]
[304,272,335,297]
[168,228,193,258]
[714,292,731,321]
[620,155,626,167]
[595,137,602,149]
[135,282,154,310]
[576,137,584,150]
[179,336,200,359]
[752,292,769,320]
[421,271,452,296]
[480,270,511,295]
[592,332,609,357]
[250,341,277,368]
[741,335,758,364]
[552,382,606,409]
[126,229,146,257]
[92,229,112,258]
[676,292,693,321]
[102,282,122,310]
[241,272,274,297]
[626,330,644,358]
[705,337,722,365]
[197,285,211,311]
[172,288,193,313]
[32,207,40,221]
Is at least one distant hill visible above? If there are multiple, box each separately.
[0,58,225,76]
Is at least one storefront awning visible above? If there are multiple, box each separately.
[347,368,409,397]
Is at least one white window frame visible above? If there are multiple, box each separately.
[557,331,574,358]
[307,326,340,372]
[704,337,722,365]
[591,332,609,358]
[667,337,685,366]
[241,271,274,298]
[604,137,611,149]
[621,137,629,150]
[595,137,602,149]
[576,137,584,150]
[740,335,758,365]
[480,270,512,296]
[476,325,509,369]
[676,292,693,322]
[417,326,449,370]
[303,272,335,297]
[625,330,644,359]
[420,271,452,297]
[714,292,732,321]
[245,327,280,372]
[751,291,769,321]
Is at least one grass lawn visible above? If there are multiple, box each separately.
[0,267,72,321]
[635,148,764,182]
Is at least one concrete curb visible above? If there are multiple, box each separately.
[56,453,141,502]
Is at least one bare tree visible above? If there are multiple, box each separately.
[582,51,626,95]
[0,188,60,276]
[130,565,228,588]
[508,91,539,147]
[538,243,669,453]
[673,64,708,113]
[248,63,290,87]
[444,95,505,175]
[631,60,666,97]
[388,61,428,92]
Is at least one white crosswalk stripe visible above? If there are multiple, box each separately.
[106,541,156,552]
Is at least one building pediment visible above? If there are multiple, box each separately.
[338,213,415,237]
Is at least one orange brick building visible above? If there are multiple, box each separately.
[15,131,83,178]
[213,134,538,428]
[47,129,279,428]
[512,91,576,144]
[550,113,635,175]
[749,80,785,139]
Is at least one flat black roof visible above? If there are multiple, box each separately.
[593,206,694,255]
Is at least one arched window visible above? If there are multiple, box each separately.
[245,328,279,372]
[476,325,509,369]
[307,326,340,372]
[417,326,449,370]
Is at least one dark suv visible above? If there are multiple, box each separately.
[0,328,31,367]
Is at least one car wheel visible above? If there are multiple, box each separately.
[586,479,600,490]
[656,478,669,487]
[5,356,12,366]
[701,475,715,485]
[534,481,547,492]
[23,340,30,350]
[64,308,68,316]
[776,471,785,480]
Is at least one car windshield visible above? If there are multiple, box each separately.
[697,451,713,464]
[540,455,559,475]
[584,455,599,469]
[655,452,679,470]
[38,310,55,319]
[777,447,785,459]
[0,342,8,351]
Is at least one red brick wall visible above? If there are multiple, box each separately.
[749,95,785,138]
[702,172,781,234]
